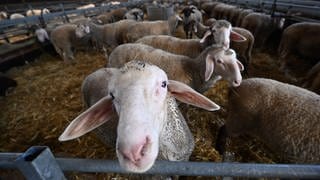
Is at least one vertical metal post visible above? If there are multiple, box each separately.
[15,146,66,180]
[59,3,70,23]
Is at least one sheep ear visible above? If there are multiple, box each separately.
[205,54,214,81]
[200,30,211,43]
[168,80,220,111]
[237,60,244,71]
[59,96,114,141]
[230,30,247,42]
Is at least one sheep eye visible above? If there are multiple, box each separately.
[161,81,167,88]
[217,59,223,64]
[110,92,115,99]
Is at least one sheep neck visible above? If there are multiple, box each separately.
[193,45,223,93]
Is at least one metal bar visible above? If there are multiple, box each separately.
[15,146,66,180]
[1,151,319,178]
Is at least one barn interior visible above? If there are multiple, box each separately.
[0,0,319,179]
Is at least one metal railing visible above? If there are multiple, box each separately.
[1,146,320,179]
[0,0,150,30]
[220,0,320,21]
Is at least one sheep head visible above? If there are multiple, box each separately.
[59,61,219,173]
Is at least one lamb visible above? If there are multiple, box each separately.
[108,43,244,92]
[59,61,219,173]
[124,8,144,21]
[26,8,50,16]
[217,78,320,163]
[125,15,183,43]
[278,22,320,72]
[50,24,91,62]
[76,3,95,10]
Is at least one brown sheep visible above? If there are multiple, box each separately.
[278,22,320,74]
[218,78,320,163]
[50,24,91,62]
[241,12,285,48]
[235,9,253,27]
[125,15,184,43]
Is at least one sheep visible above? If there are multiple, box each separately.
[93,7,128,24]
[125,15,184,43]
[135,35,213,59]
[199,20,247,50]
[124,8,144,21]
[0,11,7,20]
[76,3,95,10]
[50,24,91,62]
[10,13,25,19]
[108,43,244,92]
[181,5,203,38]
[135,34,213,58]
[191,20,253,73]
[278,22,320,73]
[235,9,253,27]
[217,78,320,163]
[200,2,221,21]
[26,8,50,17]
[80,19,137,50]
[59,60,219,173]
[240,12,285,48]
[302,61,320,94]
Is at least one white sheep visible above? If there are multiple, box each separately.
[108,43,244,92]
[26,8,50,16]
[59,61,219,172]
[50,24,90,62]
[199,20,247,50]
[76,3,95,10]
[136,35,212,58]
[218,78,320,163]
[10,13,25,19]
[125,15,184,43]
[0,11,7,20]
[80,19,137,50]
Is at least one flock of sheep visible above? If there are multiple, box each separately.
[2,0,320,176]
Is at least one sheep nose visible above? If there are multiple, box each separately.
[118,138,149,163]
[233,80,241,87]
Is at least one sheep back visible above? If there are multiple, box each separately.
[227,78,320,163]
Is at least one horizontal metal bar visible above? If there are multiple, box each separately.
[0,152,319,178]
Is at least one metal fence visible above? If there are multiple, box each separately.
[219,0,320,22]
[1,146,320,179]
